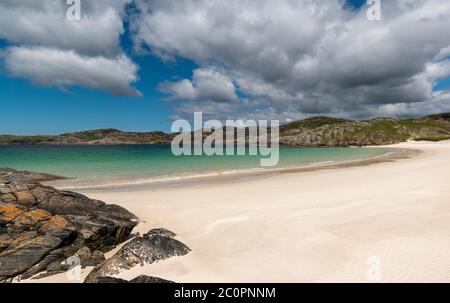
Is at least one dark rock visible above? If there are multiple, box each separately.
[0,234,63,280]
[0,169,138,282]
[96,277,130,283]
[73,246,105,268]
[1,193,17,203]
[0,168,65,182]
[0,185,12,195]
[84,229,190,283]
[93,275,174,284]
[144,228,177,238]
[92,250,106,265]
[0,173,35,186]
[14,191,37,207]
[130,275,174,283]
[21,247,74,279]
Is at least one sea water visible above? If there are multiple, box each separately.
[0,145,391,186]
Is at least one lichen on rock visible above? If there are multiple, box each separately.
[0,169,138,282]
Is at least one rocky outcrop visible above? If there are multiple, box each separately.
[2,113,450,147]
[54,129,174,145]
[95,275,174,284]
[84,229,191,283]
[0,129,174,145]
[279,115,450,146]
[0,168,65,182]
[0,170,138,282]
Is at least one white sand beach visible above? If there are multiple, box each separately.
[37,141,450,283]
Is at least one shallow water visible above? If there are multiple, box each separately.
[0,145,391,185]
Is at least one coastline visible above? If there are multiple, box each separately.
[26,140,450,282]
[46,147,418,192]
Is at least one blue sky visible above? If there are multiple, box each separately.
[0,0,449,135]
[346,0,367,9]
[0,33,197,135]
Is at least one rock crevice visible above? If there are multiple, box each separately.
[85,228,191,283]
[0,170,138,281]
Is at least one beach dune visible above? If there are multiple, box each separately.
[69,141,450,282]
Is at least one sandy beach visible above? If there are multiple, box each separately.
[38,141,450,283]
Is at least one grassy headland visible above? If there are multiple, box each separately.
[1,113,449,147]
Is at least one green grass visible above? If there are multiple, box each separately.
[2,115,450,146]
[358,121,399,136]
[398,119,450,131]
[78,133,98,142]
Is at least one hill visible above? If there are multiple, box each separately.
[0,129,174,145]
[279,114,450,146]
[1,113,450,147]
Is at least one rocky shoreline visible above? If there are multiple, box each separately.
[0,168,67,182]
[1,113,449,147]
[0,169,190,283]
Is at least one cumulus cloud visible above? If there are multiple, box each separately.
[0,0,140,96]
[160,67,238,103]
[0,0,129,57]
[5,47,140,97]
[131,0,450,120]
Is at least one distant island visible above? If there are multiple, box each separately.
[1,113,449,147]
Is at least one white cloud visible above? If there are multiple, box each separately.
[161,79,198,100]
[161,67,239,103]
[0,0,129,56]
[422,60,450,84]
[132,0,450,120]
[0,0,140,96]
[5,47,140,96]
[368,91,450,118]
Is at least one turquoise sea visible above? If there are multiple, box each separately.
[0,145,391,187]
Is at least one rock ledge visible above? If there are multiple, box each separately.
[0,169,138,281]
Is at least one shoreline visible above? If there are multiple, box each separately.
[46,146,419,192]
[22,140,450,283]
[71,140,450,283]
